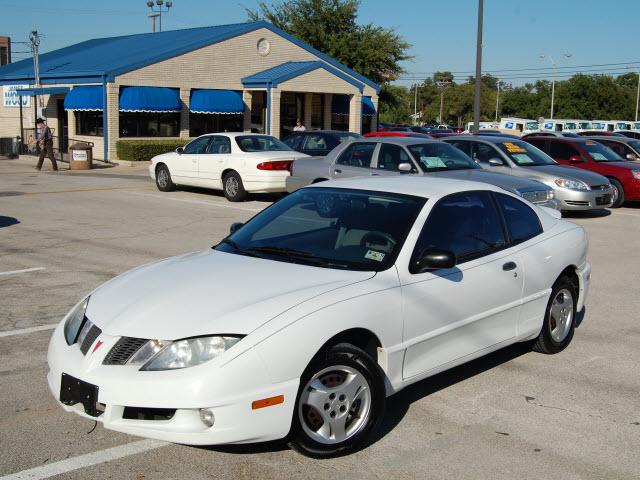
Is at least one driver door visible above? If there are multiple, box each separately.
[197,135,232,188]
[174,136,211,180]
[331,142,379,179]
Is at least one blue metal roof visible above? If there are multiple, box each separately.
[64,85,103,111]
[190,89,244,114]
[242,61,364,92]
[0,21,379,93]
[119,86,180,112]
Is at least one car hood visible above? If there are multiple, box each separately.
[523,165,609,184]
[86,250,374,340]
[428,169,549,192]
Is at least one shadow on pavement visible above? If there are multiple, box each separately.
[177,185,286,204]
[563,208,611,219]
[0,216,20,228]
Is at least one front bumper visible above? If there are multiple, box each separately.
[47,325,298,445]
[576,261,591,312]
[554,187,614,210]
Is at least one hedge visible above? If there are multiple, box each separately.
[116,139,192,161]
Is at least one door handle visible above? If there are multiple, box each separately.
[333,169,342,174]
[502,261,517,271]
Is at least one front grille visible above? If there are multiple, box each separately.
[77,319,102,355]
[565,200,589,206]
[103,337,148,365]
[590,184,610,191]
[122,406,176,421]
[596,194,612,205]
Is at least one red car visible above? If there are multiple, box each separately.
[524,136,640,207]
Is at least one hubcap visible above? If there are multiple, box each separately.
[549,288,574,343]
[298,365,372,445]
[225,176,238,197]
[157,169,168,188]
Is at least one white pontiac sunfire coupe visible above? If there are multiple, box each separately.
[47,176,590,457]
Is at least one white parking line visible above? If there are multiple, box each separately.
[126,191,265,213]
[0,267,45,276]
[0,324,57,338]
[0,439,166,480]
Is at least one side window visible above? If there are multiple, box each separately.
[283,135,302,150]
[603,141,626,157]
[206,136,231,154]
[494,193,542,245]
[183,136,211,154]
[336,143,377,168]
[549,141,576,159]
[472,143,501,165]
[412,191,506,266]
[377,144,413,171]
[448,140,472,157]
[302,134,328,151]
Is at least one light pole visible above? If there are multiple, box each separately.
[627,66,640,122]
[146,0,173,32]
[539,53,572,120]
[472,0,483,134]
[436,79,451,125]
[495,80,501,124]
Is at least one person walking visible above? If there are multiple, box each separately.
[35,118,58,171]
[293,118,306,132]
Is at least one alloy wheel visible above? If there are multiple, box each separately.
[549,288,574,343]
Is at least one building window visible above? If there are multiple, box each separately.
[75,111,103,136]
[280,92,305,138]
[119,112,180,137]
[311,94,324,130]
[189,113,243,137]
[331,114,349,131]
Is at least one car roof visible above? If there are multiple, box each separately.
[307,174,501,198]
[354,136,438,145]
[586,136,632,143]
[444,135,525,143]
[197,132,274,139]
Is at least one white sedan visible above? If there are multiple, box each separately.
[47,176,590,457]
[149,133,309,201]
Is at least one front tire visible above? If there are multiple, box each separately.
[155,164,175,192]
[609,178,625,208]
[223,171,247,202]
[288,343,386,458]
[533,276,577,354]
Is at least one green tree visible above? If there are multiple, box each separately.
[247,0,411,85]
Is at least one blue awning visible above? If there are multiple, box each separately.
[63,85,103,111]
[362,96,376,116]
[332,94,350,115]
[190,89,244,114]
[119,86,180,112]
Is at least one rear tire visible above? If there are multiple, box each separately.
[155,164,175,192]
[533,276,577,354]
[223,171,247,202]
[288,343,386,458]
[609,178,625,208]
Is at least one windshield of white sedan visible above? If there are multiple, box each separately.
[408,143,480,171]
[235,135,293,152]
[216,188,426,271]
[497,141,557,166]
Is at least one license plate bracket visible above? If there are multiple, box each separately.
[60,373,101,417]
[596,194,612,205]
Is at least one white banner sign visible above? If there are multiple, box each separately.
[3,85,31,108]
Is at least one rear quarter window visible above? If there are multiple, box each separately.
[494,193,542,245]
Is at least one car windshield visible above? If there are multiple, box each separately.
[628,140,640,152]
[582,141,625,162]
[591,123,605,129]
[335,133,363,143]
[564,123,577,130]
[579,122,591,129]
[632,123,640,130]
[496,141,557,166]
[235,135,292,152]
[408,143,480,171]
[215,187,426,272]
[525,122,539,130]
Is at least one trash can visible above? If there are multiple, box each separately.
[69,142,94,170]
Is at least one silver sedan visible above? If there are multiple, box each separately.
[443,136,613,211]
[287,137,559,209]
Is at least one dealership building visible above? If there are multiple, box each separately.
[0,21,379,161]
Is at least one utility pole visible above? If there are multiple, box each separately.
[636,71,640,122]
[436,80,451,125]
[29,30,42,125]
[539,53,572,120]
[472,0,483,134]
[495,80,500,124]
[414,83,418,125]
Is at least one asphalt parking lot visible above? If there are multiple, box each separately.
[1,157,639,480]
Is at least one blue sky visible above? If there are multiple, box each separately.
[2,0,639,86]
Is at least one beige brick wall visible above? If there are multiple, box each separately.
[278,68,360,95]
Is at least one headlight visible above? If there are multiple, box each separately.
[632,170,640,180]
[554,178,589,190]
[64,296,90,345]
[141,336,242,371]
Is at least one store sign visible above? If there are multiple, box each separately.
[3,85,31,108]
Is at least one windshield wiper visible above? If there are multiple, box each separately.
[245,246,351,269]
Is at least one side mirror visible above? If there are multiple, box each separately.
[569,155,582,163]
[176,147,184,155]
[410,249,457,274]
[488,158,503,167]
[229,222,244,234]
[626,153,638,161]
[398,162,413,173]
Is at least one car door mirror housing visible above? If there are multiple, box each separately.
[398,162,413,172]
[176,147,184,155]
[488,158,503,166]
[410,249,457,274]
[569,155,582,163]
[229,222,244,234]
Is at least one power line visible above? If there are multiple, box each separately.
[402,61,640,76]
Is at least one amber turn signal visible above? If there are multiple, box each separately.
[252,395,284,410]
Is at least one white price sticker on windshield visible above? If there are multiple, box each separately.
[365,250,386,262]
[421,156,446,168]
